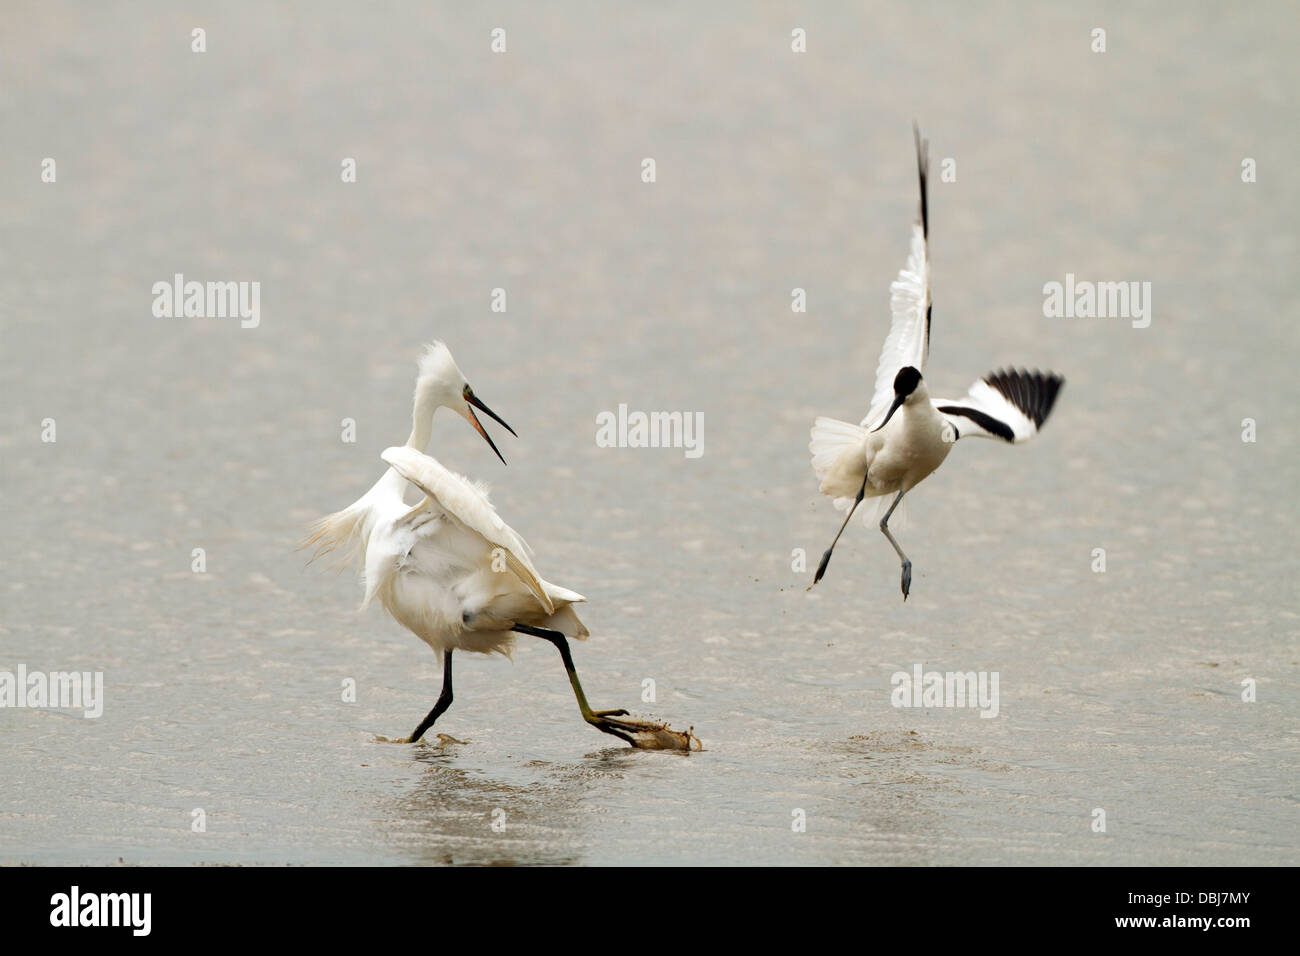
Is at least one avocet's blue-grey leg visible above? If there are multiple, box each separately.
[879,489,911,601]
[809,472,871,590]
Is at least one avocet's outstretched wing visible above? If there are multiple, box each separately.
[862,124,931,429]
[379,445,554,614]
[936,369,1064,443]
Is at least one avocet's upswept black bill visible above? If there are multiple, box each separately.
[807,125,1065,600]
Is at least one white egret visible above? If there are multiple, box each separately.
[809,127,1065,599]
[305,343,696,748]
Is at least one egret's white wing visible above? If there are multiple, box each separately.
[862,125,931,429]
[936,368,1064,444]
[380,445,555,614]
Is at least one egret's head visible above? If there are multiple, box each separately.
[873,366,924,431]
[415,341,516,464]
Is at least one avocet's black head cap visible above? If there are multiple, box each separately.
[894,366,922,397]
[871,366,924,432]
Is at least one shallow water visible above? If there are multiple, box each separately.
[2,2,1297,865]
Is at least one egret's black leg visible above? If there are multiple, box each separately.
[511,623,636,745]
[808,472,870,589]
[407,649,454,743]
[879,489,911,600]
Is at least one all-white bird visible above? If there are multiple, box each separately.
[304,343,644,745]
[808,126,1065,600]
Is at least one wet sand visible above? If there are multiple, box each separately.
[1,2,1296,865]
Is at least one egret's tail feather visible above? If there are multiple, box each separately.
[543,604,590,641]
[300,505,369,573]
[543,581,586,606]
[538,580,587,639]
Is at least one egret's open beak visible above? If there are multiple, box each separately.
[464,387,516,465]
[872,393,906,432]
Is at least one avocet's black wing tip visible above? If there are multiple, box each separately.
[983,367,1066,430]
[913,122,929,239]
[938,369,1065,443]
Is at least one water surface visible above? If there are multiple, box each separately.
[2,1,1296,865]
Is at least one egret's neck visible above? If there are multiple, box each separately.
[372,390,436,502]
[405,418,431,451]
[407,388,439,450]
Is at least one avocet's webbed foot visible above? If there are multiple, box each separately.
[807,547,833,590]
[901,559,912,601]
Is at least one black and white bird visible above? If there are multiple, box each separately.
[808,126,1064,600]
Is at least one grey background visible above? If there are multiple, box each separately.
[1,1,1296,864]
